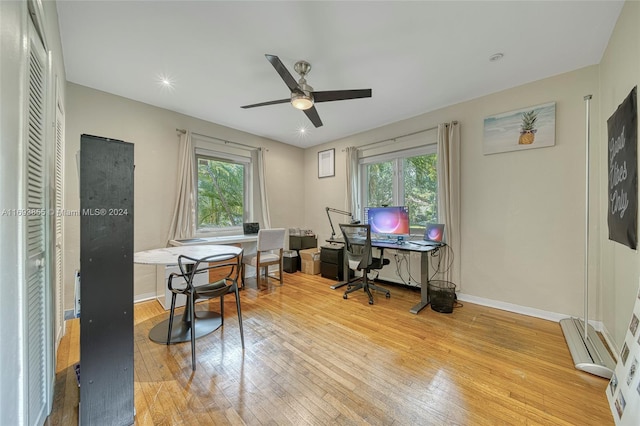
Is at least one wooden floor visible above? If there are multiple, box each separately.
[46,272,613,425]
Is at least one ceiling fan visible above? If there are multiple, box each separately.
[241,54,372,128]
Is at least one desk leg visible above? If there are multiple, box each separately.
[410,249,430,314]
[330,280,348,290]
[410,287,429,314]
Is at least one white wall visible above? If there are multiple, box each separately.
[304,65,601,320]
[598,0,640,350]
[64,83,305,309]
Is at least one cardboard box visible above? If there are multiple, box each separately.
[301,259,321,275]
[299,248,321,274]
[299,248,320,261]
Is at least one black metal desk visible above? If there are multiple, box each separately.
[329,239,439,314]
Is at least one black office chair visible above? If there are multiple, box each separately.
[339,223,391,305]
[167,251,245,371]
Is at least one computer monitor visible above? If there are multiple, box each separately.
[424,223,445,243]
[364,206,410,236]
[242,222,260,235]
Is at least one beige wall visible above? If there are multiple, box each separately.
[598,0,640,350]
[64,83,304,309]
[304,65,601,320]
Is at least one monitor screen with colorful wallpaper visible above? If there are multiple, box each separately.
[424,223,445,243]
[364,206,410,235]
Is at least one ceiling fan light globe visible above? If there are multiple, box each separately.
[291,93,314,110]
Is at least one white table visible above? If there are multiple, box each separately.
[168,234,258,246]
[134,245,243,344]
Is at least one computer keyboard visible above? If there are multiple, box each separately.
[371,238,398,244]
[410,240,442,246]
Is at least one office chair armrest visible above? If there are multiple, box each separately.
[370,257,390,269]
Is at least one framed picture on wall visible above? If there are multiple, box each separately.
[318,148,335,178]
[483,102,556,155]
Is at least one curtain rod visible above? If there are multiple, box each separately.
[176,128,260,151]
[357,121,458,150]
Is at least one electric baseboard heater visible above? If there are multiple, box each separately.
[560,95,615,380]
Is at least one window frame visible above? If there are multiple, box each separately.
[194,147,251,236]
[359,144,438,232]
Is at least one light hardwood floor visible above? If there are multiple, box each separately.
[46,272,614,425]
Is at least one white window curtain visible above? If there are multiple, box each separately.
[346,146,360,218]
[437,121,461,286]
[255,148,271,229]
[167,130,195,243]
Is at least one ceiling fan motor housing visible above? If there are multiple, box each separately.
[294,60,311,77]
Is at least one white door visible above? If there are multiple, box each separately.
[54,89,65,347]
[24,15,50,426]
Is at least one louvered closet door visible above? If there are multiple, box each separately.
[54,96,65,346]
[25,16,49,426]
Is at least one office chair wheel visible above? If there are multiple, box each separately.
[343,294,348,299]
[369,299,374,305]
[386,293,390,299]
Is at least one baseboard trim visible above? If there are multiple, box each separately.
[457,293,608,333]
[600,325,619,359]
[64,292,159,321]
[134,292,157,304]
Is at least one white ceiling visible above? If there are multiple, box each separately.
[56,1,623,148]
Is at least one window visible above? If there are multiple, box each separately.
[196,152,250,233]
[361,145,437,232]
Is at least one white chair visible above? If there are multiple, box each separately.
[241,228,286,287]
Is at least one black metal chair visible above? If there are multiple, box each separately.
[339,223,391,305]
[167,251,245,371]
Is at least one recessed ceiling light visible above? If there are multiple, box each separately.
[156,73,175,91]
[295,124,309,140]
[489,53,504,62]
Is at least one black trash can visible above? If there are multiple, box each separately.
[283,250,298,273]
[428,280,456,313]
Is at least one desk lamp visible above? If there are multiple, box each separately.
[325,207,360,241]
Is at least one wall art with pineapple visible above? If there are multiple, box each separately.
[483,102,556,155]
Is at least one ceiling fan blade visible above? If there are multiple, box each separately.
[303,106,323,128]
[312,89,372,103]
[241,98,290,109]
[265,54,300,93]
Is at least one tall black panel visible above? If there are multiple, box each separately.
[80,134,134,425]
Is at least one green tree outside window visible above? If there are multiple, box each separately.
[197,156,244,231]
